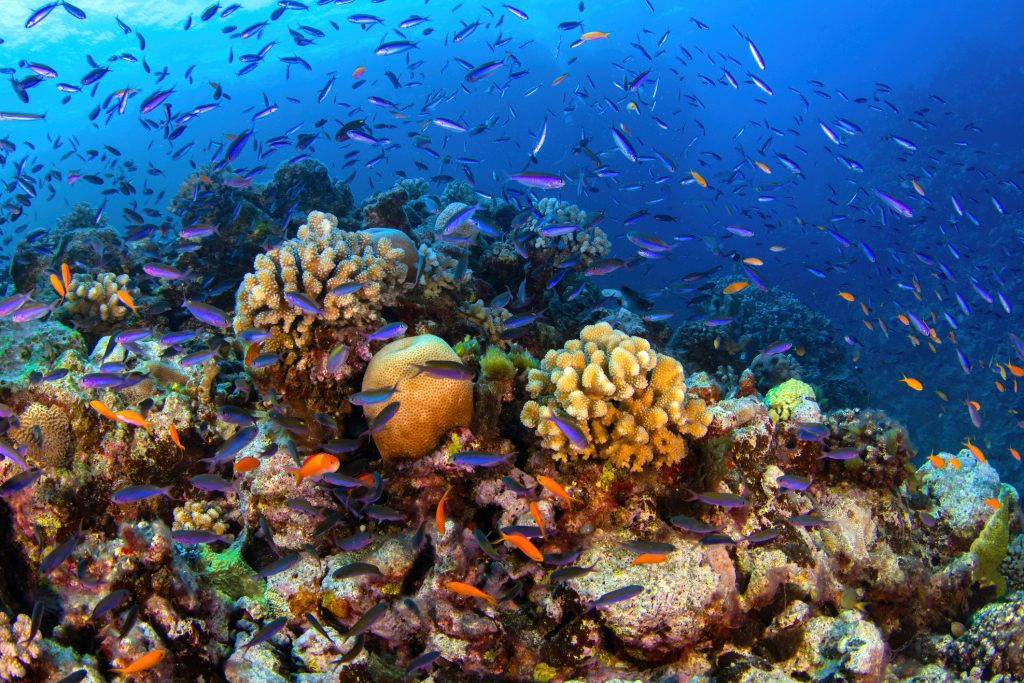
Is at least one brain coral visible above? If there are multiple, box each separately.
[521,322,712,471]
[233,210,410,348]
[8,402,75,468]
[361,334,473,460]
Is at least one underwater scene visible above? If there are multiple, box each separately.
[0,0,1023,680]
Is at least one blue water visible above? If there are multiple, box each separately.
[3,0,1024,489]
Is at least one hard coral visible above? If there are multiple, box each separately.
[232,210,409,349]
[60,271,137,325]
[0,612,39,680]
[765,378,817,422]
[521,322,711,471]
[361,334,473,460]
[8,402,75,468]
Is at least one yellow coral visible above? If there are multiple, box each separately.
[765,378,816,422]
[361,334,473,460]
[521,322,711,471]
[233,211,409,348]
[8,403,74,468]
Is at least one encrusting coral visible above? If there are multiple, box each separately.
[765,377,816,422]
[233,210,411,349]
[361,334,473,460]
[521,322,712,471]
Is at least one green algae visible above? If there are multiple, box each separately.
[198,539,263,601]
[480,345,516,382]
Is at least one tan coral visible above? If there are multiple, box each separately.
[459,299,512,344]
[8,402,75,468]
[61,271,137,323]
[364,227,418,283]
[521,322,711,471]
[233,210,409,350]
[0,612,39,680]
[173,499,233,538]
[361,335,473,460]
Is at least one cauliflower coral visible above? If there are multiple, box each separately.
[233,210,411,349]
[521,322,711,471]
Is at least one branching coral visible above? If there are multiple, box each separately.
[61,271,137,324]
[416,242,469,301]
[520,197,610,267]
[459,299,511,344]
[174,499,233,538]
[0,612,39,680]
[8,402,75,468]
[232,210,409,349]
[521,322,712,471]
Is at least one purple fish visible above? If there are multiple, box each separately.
[349,386,398,406]
[0,293,31,318]
[337,531,374,551]
[451,451,509,467]
[361,402,400,436]
[588,585,643,609]
[0,469,42,496]
[545,411,588,450]
[257,553,299,579]
[111,484,173,504]
[190,474,234,492]
[316,341,347,375]
[185,300,230,328]
[180,349,216,367]
[669,515,722,534]
[685,488,747,509]
[243,616,288,649]
[172,529,227,545]
[874,189,913,218]
[509,171,565,189]
[820,447,859,460]
[411,361,474,380]
[143,263,189,279]
[0,439,30,470]
[249,352,281,369]
[367,322,407,341]
[159,330,198,346]
[140,89,175,114]
[284,291,323,316]
[330,281,364,297]
[776,473,812,491]
[11,302,51,323]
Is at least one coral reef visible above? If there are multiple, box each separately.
[233,210,409,352]
[59,271,138,328]
[7,401,75,468]
[361,334,473,459]
[521,322,712,470]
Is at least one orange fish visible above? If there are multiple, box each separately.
[837,291,855,302]
[61,262,71,291]
[862,320,874,331]
[722,280,749,295]
[286,452,340,485]
[963,438,986,464]
[551,72,569,85]
[996,380,1006,393]
[897,314,910,325]
[742,257,763,266]
[530,500,546,538]
[245,341,264,367]
[352,65,366,79]
[1007,362,1024,377]
[498,531,544,561]
[116,290,138,314]
[90,400,120,422]
[535,474,580,507]
[116,410,151,429]
[631,553,668,565]
[984,497,1001,510]
[234,456,260,473]
[580,30,610,41]
[928,454,946,469]
[1011,447,1021,462]
[689,170,708,188]
[436,485,452,534]
[911,179,925,196]
[754,160,772,174]
[111,648,167,674]
[168,424,184,450]
[899,375,923,391]
[50,273,66,300]
[948,457,961,469]
[446,580,496,604]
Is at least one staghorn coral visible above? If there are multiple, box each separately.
[361,334,474,460]
[521,322,712,471]
[8,402,75,468]
[0,612,40,680]
[60,271,137,325]
[232,210,409,350]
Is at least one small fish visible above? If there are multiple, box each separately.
[406,650,442,676]
[685,489,747,509]
[172,529,227,545]
[411,360,474,380]
[344,601,387,639]
[544,412,588,450]
[588,585,643,609]
[349,386,398,405]
[257,553,300,579]
[446,581,497,604]
[498,531,544,561]
[111,484,173,504]
[39,529,83,574]
[0,469,43,496]
[550,565,596,584]
[91,589,130,620]
[361,402,400,436]
[333,562,383,580]
[284,291,323,316]
[243,617,288,649]
[776,473,812,491]
[111,649,167,674]
[367,321,407,341]
[535,474,580,506]
[436,486,452,534]
[451,451,509,467]
[820,447,860,461]
[899,374,923,391]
